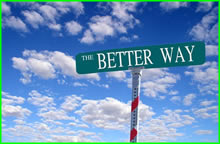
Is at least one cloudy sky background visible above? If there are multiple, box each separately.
[2,2,218,142]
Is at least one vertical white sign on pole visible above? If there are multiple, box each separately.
[130,67,142,142]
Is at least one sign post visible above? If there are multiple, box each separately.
[75,41,205,142]
[130,67,142,142]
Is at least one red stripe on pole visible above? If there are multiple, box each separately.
[130,128,137,142]
[131,96,139,112]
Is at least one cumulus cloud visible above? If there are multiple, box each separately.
[194,130,213,135]
[120,35,139,42]
[3,2,84,33]
[2,91,25,105]
[47,2,84,16]
[206,45,218,56]
[75,97,154,130]
[189,7,218,43]
[139,109,195,142]
[80,2,141,44]
[2,105,31,118]
[65,20,82,35]
[196,2,214,12]
[185,61,218,95]
[12,50,100,84]
[39,5,57,23]
[28,90,55,109]
[160,2,188,11]
[183,93,196,106]
[189,7,218,56]
[170,96,181,103]
[48,23,61,31]
[124,68,180,99]
[68,122,89,128]
[3,122,96,142]
[106,71,126,81]
[61,95,81,111]
[38,109,76,121]
[200,100,216,107]
[13,119,26,125]
[3,16,28,32]
[80,30,95,44]
[193,105,218,121]
[2,91,31,118]
[2,2,11,15]
[73,82,88,87]
[22,10,44,29]
[140,68,180,98]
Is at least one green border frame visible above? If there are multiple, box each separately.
[0,1,219,143]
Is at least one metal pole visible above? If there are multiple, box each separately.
[130,67,142,142]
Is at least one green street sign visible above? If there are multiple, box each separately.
[76,41,205,74]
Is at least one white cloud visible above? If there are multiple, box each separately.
[2,105,31,118]
[28,58,56,79]
[2,2,11,15]
[12,2,41,9]
[133,34,138,39]
[141,69,180,98]
[12,50,100,84]
[160,2,188,11]
[110,2,139,22]
[3,121,98,142]
[80,30,95,44]
[193,105,218,121]
[106,71,126,81]
[3,2,84,34]
[196,2,214,12]
[189,7,218,56]
[38,109,76,121]
[169,90,179,95]
[2,91,25,105]
[47,2,84,16]
[139,119,184,142]
[13,119,26,125]
[194,130,213,135]
[97,83,109,89]
[161,109,195,126]
[39,5,57,23]
[75,97,154,130]
[89,15,115,41]
[2,91,31,118]
[22,10,44,29]
[49,51,100,80]
[65,20,82,35]
[185,61,218,95]
[28,90,55,109]
[200,100,216,107]
[50,131,95,142]
[89,81,109,89]
[73,82,88,87]
[120,36,131,42]
[80,2,142,44]
[3,16,28,32]
[48,23,61,31]
[170,96,181,103]
[139,109,194,142]
[68,122,89,128]
[119,35,139,42]
[37,123,50,131]
[125,68,180,99]
[183,93,196,106]
[206,45,218,56]
[61,95,81,111]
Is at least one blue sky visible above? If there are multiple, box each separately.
[1,2,218,142]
